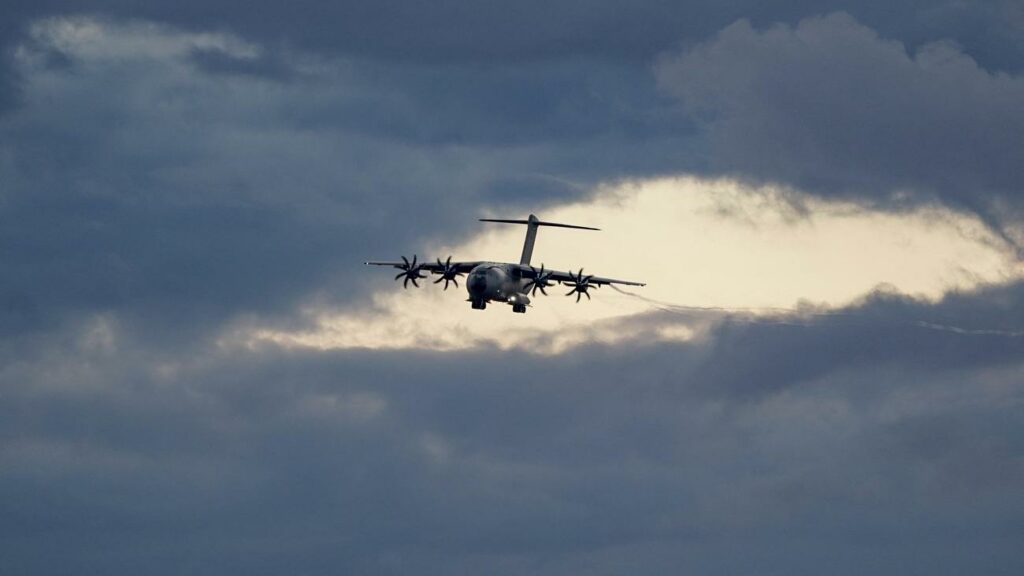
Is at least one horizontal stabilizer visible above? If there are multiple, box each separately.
[479,218,599,231]
[480,213,598,265]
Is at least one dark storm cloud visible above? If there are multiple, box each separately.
[1,1,1022,120]
[2,283,1022,574]
[5,0,1022,67]
[691,283,1024,398]
[188,47,294,80]
[656,13,1024,236]
[2,3,1024,574]
[0,4,1017,255]
[6,8,1014,347]
[0,17,696,341]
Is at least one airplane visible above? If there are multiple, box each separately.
[365,214,645,313]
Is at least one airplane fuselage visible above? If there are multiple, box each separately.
[467,262,531,311]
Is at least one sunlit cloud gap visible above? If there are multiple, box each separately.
[237,176,1022,353]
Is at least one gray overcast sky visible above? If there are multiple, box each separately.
[1,2,1022,575]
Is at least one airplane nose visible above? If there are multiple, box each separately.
[468,274,487,294]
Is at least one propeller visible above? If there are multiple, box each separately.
[565,267,596,302]
[432,256,464,290]
[394,255,426,288]
[524,264,554,296]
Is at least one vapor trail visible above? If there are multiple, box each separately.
[608,286,1024,338]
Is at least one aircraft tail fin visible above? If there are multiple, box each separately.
[479,214,599,265]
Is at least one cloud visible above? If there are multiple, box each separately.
[0,17,689,343]
[2,8,1024,574]
[3,277,1023,574]
[655,13,1024,241]
[4,1,1021,67]
[249,176,1021,353]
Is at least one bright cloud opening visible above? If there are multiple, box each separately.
[236,176,1022,353]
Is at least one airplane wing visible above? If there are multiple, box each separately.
[364,257,481,274]
[515,264,644,302]
[515,264,645,287]
[365,256,483,289]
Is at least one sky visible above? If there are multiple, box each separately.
[1,2,1022,575]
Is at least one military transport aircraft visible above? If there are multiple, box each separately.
[365,214,645,313]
